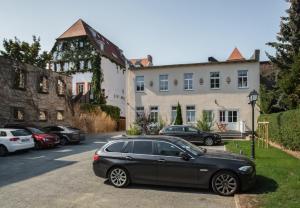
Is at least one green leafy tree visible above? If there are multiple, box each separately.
[265,0,300,111]
[0,36,51,68]
[174,102,183,125]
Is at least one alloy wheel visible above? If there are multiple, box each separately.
[109,168,128,187]
[60,137,67,146]
[213,173,238,196]
[205,137,214,146]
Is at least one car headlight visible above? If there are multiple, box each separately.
[239,166,253,174]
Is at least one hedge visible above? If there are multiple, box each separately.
[259,108,300,151]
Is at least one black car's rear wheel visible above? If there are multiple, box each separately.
[212,171,239,196]
[60,137,68,146]
[205,137,214,146]
[108,167,129,188]
[0,145,8,156]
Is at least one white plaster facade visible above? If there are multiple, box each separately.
[126,60,260,132]
[72,56,126,117]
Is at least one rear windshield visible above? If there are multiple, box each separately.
[66,126,80,131]
[11,129,31,136]
[27,127,44,134]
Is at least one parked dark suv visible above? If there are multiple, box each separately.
[159,125,221,146]
[42,126,85,145]
[93,136,256,196]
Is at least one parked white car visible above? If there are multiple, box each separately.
[0,128,35,156]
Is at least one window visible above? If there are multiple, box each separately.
[0,131,7,137]
[14,69,26,89]
[39,110,47,121]
[159,74,168,91]
[57,78,65,96]
[56,111,64,121]
[80,60,85,70]
[56,63,61,72]
[186,105,196,123]
[63,62,69,71]
[79,41,84,48]
[11,129,31,136]
[12,107,24,121]
[156,142,182,157]
[171,106,177,124]
[228,111,238,122]
[76,83,84,94]
[136,106,144,120]
[133,141,153,155]
[165,126,185,132]
[106,142,125,152]
[210,72,220,89]
[122,141,133,153]
[39,76,49,93]
[150,106,159,122]
[184,73,193,90]
[136,76,144,92]
[186,127,198,133]
[219,111,226,122]
[238,70,248,88]
[203,110,214,122]
[87,60,92,69]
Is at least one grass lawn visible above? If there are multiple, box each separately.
[226,141,300,208]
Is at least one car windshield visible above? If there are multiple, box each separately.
[27,127,44,134]
[176,139,206,156]
[11,129,31,136]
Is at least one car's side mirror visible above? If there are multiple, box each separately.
[179,152,191,161]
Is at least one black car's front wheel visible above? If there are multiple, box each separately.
[212,171,239,196]
[108,167,130,188]
[205,137,214,146]
[60,137,68,146]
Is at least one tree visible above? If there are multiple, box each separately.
[265,0,300,111]
[0,36,51,68]
[174,102,183,125]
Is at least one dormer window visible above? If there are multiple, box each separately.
[57,78,65,96]
[39,76,49,93]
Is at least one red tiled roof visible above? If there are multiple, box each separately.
[129,55,153,67]
[57,19,126,67]
[227,47,245,61]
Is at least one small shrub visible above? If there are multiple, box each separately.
[197,111,214,132]
[127,124,142,135]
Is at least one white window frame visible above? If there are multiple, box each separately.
[238,70,248,88]
[135,106,144,119]
[228,110,238,123]
[159,74,169,91]
[184,73,193,90]
[210,72,220,89]
[136,76,144,92]
[219,110,226,123]
[186,105,196,123]
[150,106,159,123]
[171,106,177,124]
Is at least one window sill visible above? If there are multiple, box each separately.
[238,87,249,89]
[159,90,169,92]
[136,91,145,93]
[210,88,220,90]
[184,89,194,91]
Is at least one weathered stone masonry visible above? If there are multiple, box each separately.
[0,56,73,127]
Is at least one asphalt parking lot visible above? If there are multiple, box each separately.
[0,133,236,208]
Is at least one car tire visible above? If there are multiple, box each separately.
[34,141,42,150]
[212,171,239,196]
[60,137,68,146]
[0,145,8,156]
[205,137,214,146]
[108,167,130,188]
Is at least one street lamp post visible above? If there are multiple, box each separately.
[248,89,258,160]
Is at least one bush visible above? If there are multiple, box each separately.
[197,111,214,132]
[127,124,142,135]
[174,102,183,125]
[259,108,300,151]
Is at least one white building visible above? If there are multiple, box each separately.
[126,48,260,132]
[50,19,126,117]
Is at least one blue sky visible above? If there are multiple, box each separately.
[0,0,287,65]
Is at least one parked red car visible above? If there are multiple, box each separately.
[4,124,60,149]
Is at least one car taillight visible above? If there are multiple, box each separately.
[33,134,44,140]
[93,154,100,161]
[10,137,20,142]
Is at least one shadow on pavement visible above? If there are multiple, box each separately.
[0,133,118,188]
[247,175,278,194]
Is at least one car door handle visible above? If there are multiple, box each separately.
[125,156,133,160]
[157,159,165,163]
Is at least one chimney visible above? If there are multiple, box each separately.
[208,57,218,62]
[250,49,260,61]
[147,55,153,66]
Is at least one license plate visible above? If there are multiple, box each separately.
[21,138,29,142]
